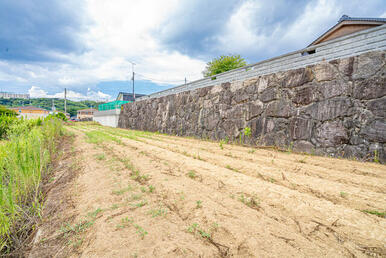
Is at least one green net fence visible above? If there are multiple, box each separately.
[98,100,131,111]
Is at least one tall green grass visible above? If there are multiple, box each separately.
[0,118,63,253]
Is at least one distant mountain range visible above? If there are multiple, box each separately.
[0,98,104,117]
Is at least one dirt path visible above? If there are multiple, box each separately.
[57,124,385,257]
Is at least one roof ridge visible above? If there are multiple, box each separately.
[339,15,386,22]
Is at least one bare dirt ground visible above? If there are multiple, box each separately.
[32,123,386,257]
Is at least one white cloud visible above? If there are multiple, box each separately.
[1,0,206,95]
[0,0,383,96]
[217,0,341,60]
[28,86,111,101]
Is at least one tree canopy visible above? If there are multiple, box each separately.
[202,54,247,77]
[0,105,16,116]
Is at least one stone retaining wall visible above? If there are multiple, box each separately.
[119,51,386,162]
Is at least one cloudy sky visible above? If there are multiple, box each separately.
[0,0,385,101]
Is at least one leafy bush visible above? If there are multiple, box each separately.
[55,112,67,121]
[0,115,17,139]
[0,105,16,116]
[202,55,247,77]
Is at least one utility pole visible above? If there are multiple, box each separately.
[130,62,136,102]
[64,88,67,114]
[185,77,187,85]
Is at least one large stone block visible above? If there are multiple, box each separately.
[316,121,349,147]
[352,77,386,100]
[266,100,294,118]
[290,117,312,140]
[305,98,353,121]
[360,120,386,142]
[318,81,350,99]
[293,140,315,153]
[352,51,385,79]
[332,56,354,77]
[313,62,338,82]
[292,84,318,105]
[367,97,386,118]
[259,87,277,103]
[247,100,263,120]
[281,67,314,88]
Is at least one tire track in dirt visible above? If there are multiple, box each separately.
[91,126,386,257]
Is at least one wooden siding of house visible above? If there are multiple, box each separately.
[317,24,378,44]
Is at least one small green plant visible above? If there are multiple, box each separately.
[95,153,105,161]
[87,208,103,219]
[243,127,251,138]
[287,142,294,153]
[112,185,133,195]
[239,194,260,209]
[187,223,211,239]
[130,193,142,200]
[133,200,147,208]
[226,164,239,173]
[140,186,147,193]
[248,149,255,154]
[198,229,211,239]
[110,204,119,210]
[179,191,185,200]
[148,185,155,193]
[187,223,198,233]
[116,216,134,230]
[187,170,196,179]
[148,207,168,218]
[340,192,347,198]
[373,150,380,163]
[269,178,276,183]
[219,140,225,150]
[134,224,148,239]
[196,200,202,208]
[361,209,385,218]
[225,136,229,144]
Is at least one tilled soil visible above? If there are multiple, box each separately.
[62,124,385,257]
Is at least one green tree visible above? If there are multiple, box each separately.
[203,54,247,77]
[0,105,16,116]
[55,112,67,121]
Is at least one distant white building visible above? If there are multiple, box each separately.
[0,92,30,99]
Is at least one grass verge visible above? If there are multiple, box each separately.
[0,118,64,254]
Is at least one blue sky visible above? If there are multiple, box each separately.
[0,0,385,101]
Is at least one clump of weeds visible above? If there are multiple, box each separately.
[196,200,202,208]
[239,194,260,209]
[94,153,106,161]
[187,223,211,239]
[340,192,348,198]
[116,217,148,239]
[112,184,133,195]
[219,140,225,150]
[187,170,197,179]
[148,185,155,193]
[148,207,168,218]
[59,208,103,248]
